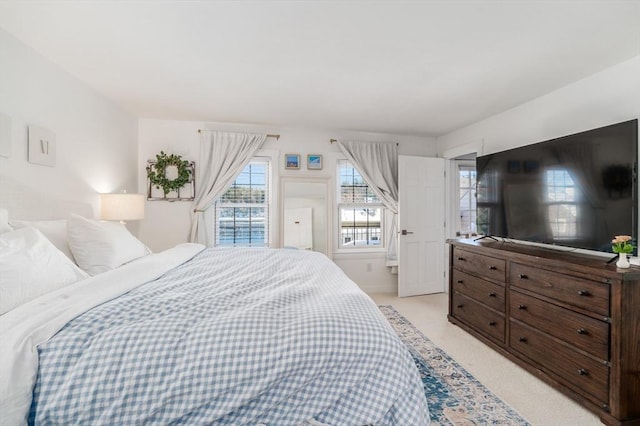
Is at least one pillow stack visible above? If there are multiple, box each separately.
[0,210,150,315]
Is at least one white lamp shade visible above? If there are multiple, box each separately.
[100,193,145,221]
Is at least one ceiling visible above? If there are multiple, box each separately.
[1,1,639,137]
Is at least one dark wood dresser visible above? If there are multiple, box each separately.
[447,239,640,426]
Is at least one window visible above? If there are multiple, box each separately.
[458,165,477,235]
[545,169,578,239]
[215,159,269,246]
[337,160,383,248]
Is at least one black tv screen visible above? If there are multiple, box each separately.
[476,119,638,253]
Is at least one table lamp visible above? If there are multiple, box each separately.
[100,191,145,224]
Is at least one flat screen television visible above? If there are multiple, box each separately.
[476,119,638,253]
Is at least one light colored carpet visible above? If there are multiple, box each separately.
[370,293,601,426]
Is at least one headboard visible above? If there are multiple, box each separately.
[0,175,94,221]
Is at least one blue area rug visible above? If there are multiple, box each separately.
[380,305,530,425]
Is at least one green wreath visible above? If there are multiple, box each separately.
[147,151,192,196]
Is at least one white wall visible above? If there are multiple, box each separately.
[437,56,640,157]
[437,56,640,257]
[138,119,436,292]
[0,29,138,219]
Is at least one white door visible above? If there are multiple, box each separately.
[398,156,445,297]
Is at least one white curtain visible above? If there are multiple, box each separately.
[190,131,266,245]
[337,139,399,266]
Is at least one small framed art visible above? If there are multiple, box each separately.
[28,125,56,167]
[307,154,322,170]
[285,153,300,170]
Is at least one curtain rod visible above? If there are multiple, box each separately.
[197,129,280,140]
[330,139,399,146]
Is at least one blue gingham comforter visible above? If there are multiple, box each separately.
[29,248,429,425]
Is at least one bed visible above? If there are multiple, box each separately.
[0,211,429,425]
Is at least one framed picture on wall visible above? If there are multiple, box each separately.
[285,153,300,170]
[28,125,56,167]
[307,154,322,170]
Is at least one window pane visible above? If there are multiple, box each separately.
[338,160,380,203]
[546,169,577,202]
[547,204,577,238]
[340,207,382,247]
[469,170,476,187]
[460,189,472,209]
[217,207,267,246]
[545,169,578,239]
[337,160,383,249]
[220,163,266,203]
[217,207,236,245]
[460,211,470,233]
[459,170,470,188]
[458,166,477,234]
[215,161,269,247]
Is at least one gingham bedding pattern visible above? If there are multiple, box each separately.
[29,248,429,425]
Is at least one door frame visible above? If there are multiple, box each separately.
[441,140,484,293]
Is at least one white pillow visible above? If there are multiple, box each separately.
[0,227,89,315]
[0,208,11,234]
[9,219,74,261]
[67,214,149,276]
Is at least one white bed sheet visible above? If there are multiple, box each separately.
[0,243,205,425]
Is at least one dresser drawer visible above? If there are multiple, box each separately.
[510,291,609,361]
[452,269,505,312]
[510,320,609,405]
[452,292,505,343]
[510,263,610,317]
[453,248,506,283]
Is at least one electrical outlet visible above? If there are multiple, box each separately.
[366,263,373,272]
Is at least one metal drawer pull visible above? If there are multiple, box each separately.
[518,337,527,343]
[518,274,528,279]
[488,292,497,297]
[457,257,465,261]
[577,290,590,297]
[577,328,587,335]
[518,304,527,310]
[457,304,464,308]
[578,368,588,376]
[489,265,497,270]
[488,321,496,326]
[457,280,463,284]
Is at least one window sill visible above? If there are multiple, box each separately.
[333,248,387,255]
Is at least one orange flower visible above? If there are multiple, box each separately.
[612,235,632,243]
[612,235,634,254]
